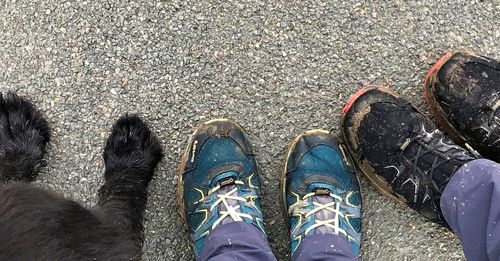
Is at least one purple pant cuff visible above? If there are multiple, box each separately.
[292,233,358,261]
[199,221,276,261]
[441,158,500,261]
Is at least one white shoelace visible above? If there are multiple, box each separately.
[208,180,253,229]
[289,192,347,236]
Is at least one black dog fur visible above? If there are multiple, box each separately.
[0,92,163,260]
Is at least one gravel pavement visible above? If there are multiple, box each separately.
[1,1,499,260]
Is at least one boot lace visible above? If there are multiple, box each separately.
[288,192,347,236]
[207,180,253,229]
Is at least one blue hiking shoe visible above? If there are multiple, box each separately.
[280,130,362,257]
[177,119,266,257]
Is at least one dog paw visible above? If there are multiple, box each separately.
[103,114,163,179]
[0,92,50,182]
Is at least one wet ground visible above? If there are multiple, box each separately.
[1,1,499,260]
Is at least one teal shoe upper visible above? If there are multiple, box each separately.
[178,120,265,257]
[281,131,362,257]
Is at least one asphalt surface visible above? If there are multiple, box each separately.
[1,1,499,260]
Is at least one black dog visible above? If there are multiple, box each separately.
[0,92,162,260]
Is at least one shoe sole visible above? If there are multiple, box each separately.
[177,118,249,232]
[339,86,407,204]
[279,129,331,220]
[423,51,473,147]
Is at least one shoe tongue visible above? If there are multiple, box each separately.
[211,171,242,226]
[216,184,241,226]
[312,195,336,235]
[307,184,338,235]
